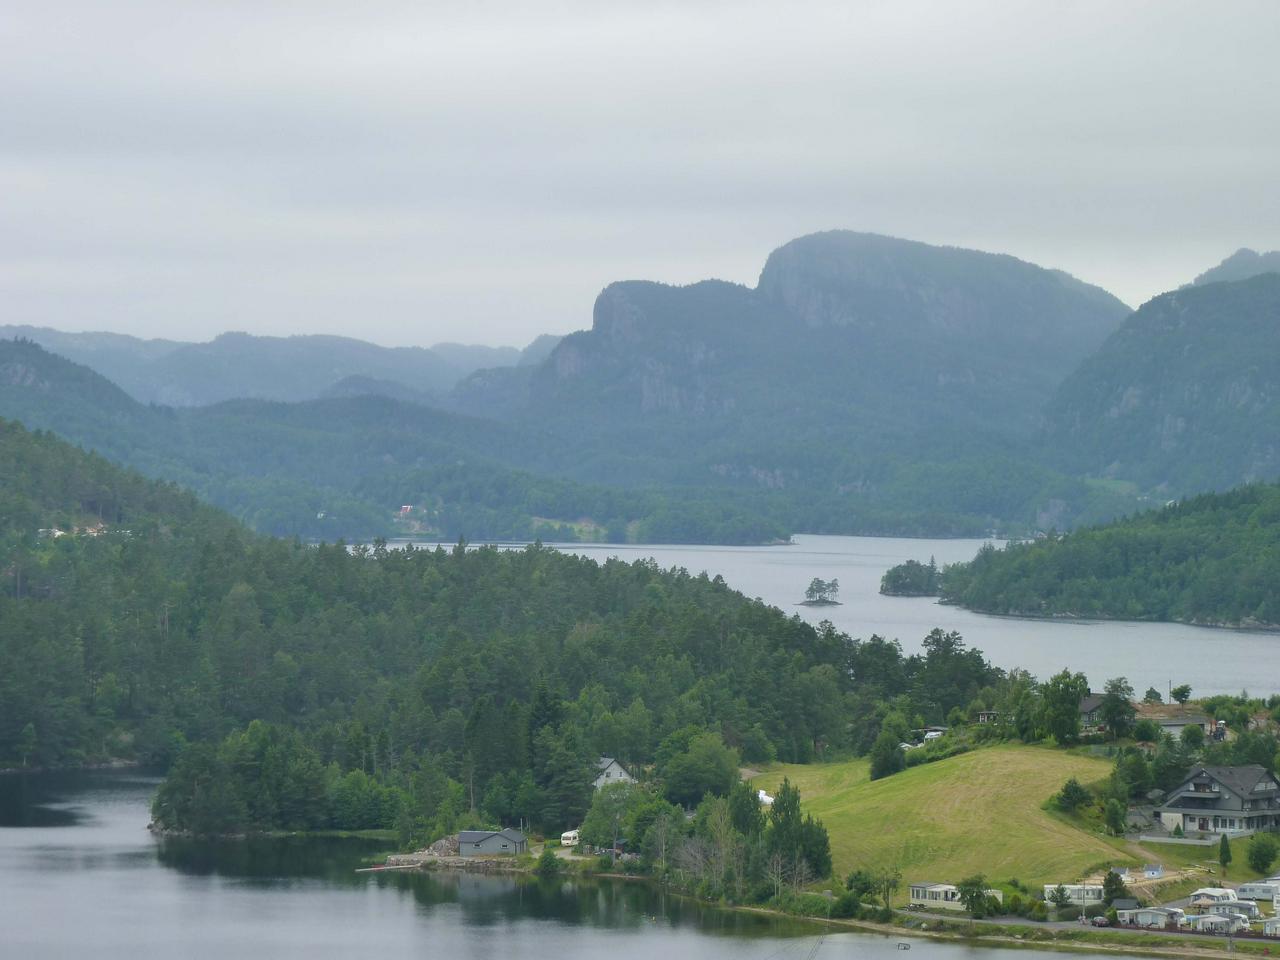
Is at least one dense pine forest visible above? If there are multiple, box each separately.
[1,417,1008,842]
[926,484,1280,626]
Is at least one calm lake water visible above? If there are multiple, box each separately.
[403,533,1279,696]
[0,770,1086,960]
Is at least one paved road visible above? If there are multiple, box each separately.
[900,909,1278,944]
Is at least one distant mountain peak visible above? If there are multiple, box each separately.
[1191,248,1280,287]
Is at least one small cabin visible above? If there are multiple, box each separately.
[457,828,528,857]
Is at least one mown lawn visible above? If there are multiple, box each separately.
[752,744,1160,893]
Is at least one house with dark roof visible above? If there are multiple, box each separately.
[1079,692,1107,735]
[457,828,528,857]
[1157,765,1280,837]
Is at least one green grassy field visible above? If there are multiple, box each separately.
[752,744,1171,893]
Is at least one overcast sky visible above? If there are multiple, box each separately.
[3,1,1278,348]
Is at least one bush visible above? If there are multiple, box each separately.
[1247,832,1279,874]
[535,848,561,880]
[1029,901,1049,922]
[1056,777,1092,812]
[830,891,862,919]
[777,892,835,917]
[1056,905,1081,922]
[1084,904,1106,918]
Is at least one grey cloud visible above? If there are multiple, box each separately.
[2,0,1277,345]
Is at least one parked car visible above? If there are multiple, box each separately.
[1091,917,1111,927]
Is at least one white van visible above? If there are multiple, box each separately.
[560,829,580,847]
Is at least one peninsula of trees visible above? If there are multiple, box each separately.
[882,483,1280,627]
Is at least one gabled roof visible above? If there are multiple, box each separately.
[1112,899,1140,911]
[459,828,527,844]
[1184,765,1276,796]
[598,756,625,770]
[1079,693,1105,714]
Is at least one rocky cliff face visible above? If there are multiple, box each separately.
[484,230,1130,433]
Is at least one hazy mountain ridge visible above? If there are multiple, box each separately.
[0,339,786,543]
[0,326,556,407]
[450,232,1134,523]
[460,232,1130,434]
[2,228,1200,540]
[1044,272,1280,492]
[1190,248,1280,287]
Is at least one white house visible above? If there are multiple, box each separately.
[593,757,635,790]
[1142,863,1164,879]
[1043,883,1104,905]
[1262,917,1280,937]
[909,882,1002,911]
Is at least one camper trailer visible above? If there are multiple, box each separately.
[1236,882,1280,902]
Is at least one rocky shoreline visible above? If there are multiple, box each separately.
[381,852,529,874]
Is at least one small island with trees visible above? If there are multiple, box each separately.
[800,577,841,606]
[879,558,942,597]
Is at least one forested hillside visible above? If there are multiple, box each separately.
[2,418,1008,843]
[0,339,784,543]
[935,484,1280,626]
[1045,273,1280,492]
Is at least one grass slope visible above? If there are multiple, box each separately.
[754,745,1151,891]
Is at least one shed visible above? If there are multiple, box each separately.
[457,828,528,857]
